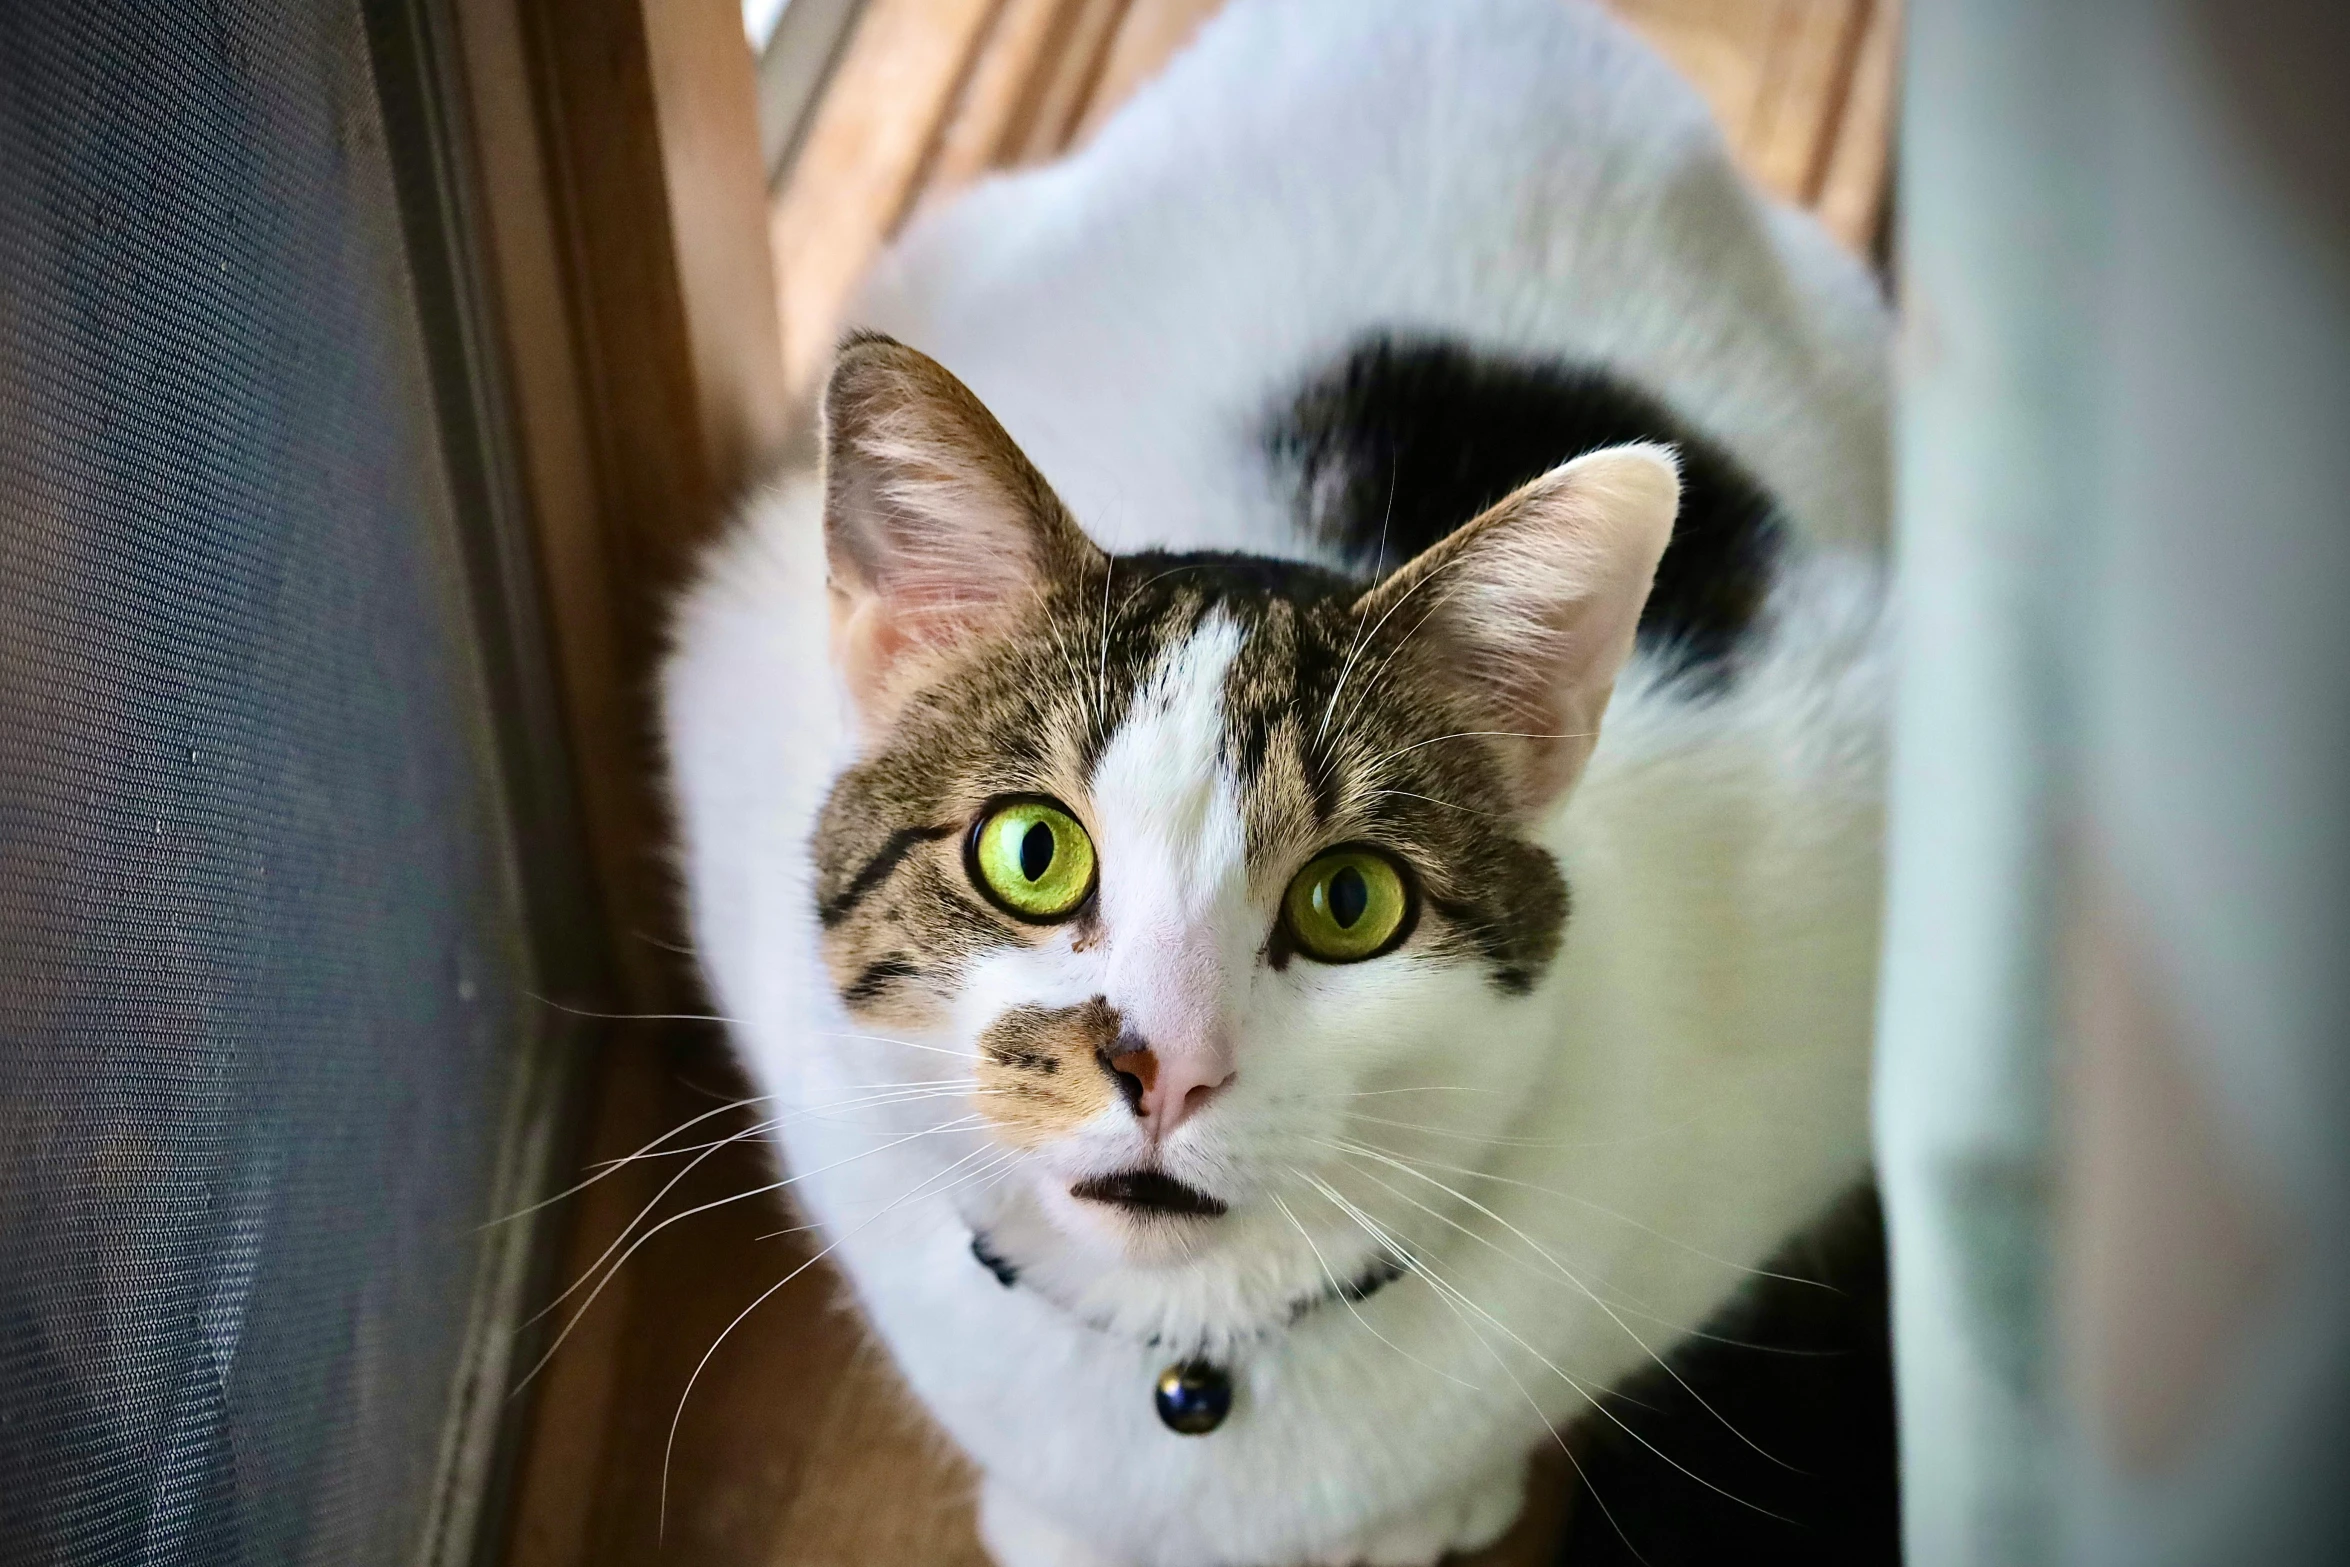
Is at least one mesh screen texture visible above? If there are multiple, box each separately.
[1,2,537,1561]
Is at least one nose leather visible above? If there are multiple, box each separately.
[1109,1042,1233,1137]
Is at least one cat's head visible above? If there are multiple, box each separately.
[811,335,1676,1287]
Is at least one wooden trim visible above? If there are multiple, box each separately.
[754,0,870,185]
[436,1,788,1562]
[1007,0,1131,166]
[924,0,1073,196]
[455,0,785,1010]
[359,1,623,1558]
[1814,0,1902,256]
[1602,0,1900,251]
[769,0,999,391]
[1070,0,1222,144]
[642,3,796,501]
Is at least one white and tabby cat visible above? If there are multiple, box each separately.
[663,2,1889,1562]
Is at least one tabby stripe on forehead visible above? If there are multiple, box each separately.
[818,823,957,928]
[842,955,919,1006]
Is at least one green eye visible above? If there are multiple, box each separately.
[969,798,1096,921]
[1282,847,1413,963]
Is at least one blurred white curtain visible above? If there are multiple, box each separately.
[1884,3,2350,1564]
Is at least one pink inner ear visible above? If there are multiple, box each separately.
[821,335,1100,708]
[825,435,1082,712]
[1410,446,1681,811]
[858,470,1086,654]
[832,538,1036,718]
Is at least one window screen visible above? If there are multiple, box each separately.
[1,1,565,1561]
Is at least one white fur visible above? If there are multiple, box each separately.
[857,0,1886,562]
[663,3,1888,1563]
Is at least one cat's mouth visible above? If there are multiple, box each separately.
[1068,1168,1229,1219]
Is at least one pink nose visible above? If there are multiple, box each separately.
[1107,1044,1234,1137]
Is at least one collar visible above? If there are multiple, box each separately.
[966,1226,1407,1437]
[967,1226,1407,1350]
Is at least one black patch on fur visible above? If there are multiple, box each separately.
[1425,876,1570,997]
[1267,334,1784,680]
[1119,549,1360,602]
[1333,1253,1406,1307]
[818,822,956,927]
[1278,1251,1406,1325]
[841,955,919,1006]
[970,1231,1021,1289]
[1555,1184,1899,1564]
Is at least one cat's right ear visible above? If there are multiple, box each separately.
[1349,443,1680,815]
[820,332,1102,727]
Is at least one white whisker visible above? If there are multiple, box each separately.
[527,1115,789,1330]
[1359,787,1510,820]
[582,1116,783,1171]
[1315,463,1398,752]
[1334,1137,1825,1289]
[482,1091,773,1227]
[533,1075,990,1258]
[1270,1182,1476,1391]
[585,1080,987,1170]
[1328,581,1452,747]
[1094,554,1115,714]
[1340,1111,1648,1150]
[659,1142,1018,1536]
[1327,1141,1799,1480]
[1315,548,1473,751]
[819,1029,971,1061]
[513,1112,988,1393]
[1294,1168,1654,1565]
[527,993,743,1026]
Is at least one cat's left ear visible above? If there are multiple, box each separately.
[820,332,1104,726]
[1352,443,1680,814]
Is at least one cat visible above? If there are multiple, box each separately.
[661,2,1889,1563]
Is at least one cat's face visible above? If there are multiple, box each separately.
[811,336,1675,1278]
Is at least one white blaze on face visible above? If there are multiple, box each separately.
[1086,611,1252,1096]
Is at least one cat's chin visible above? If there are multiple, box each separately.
[970,1162,1397,1349]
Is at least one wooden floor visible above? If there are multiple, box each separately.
[503,6,1898,1565]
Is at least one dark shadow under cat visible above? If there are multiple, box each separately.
[1551,1185,1899,1566]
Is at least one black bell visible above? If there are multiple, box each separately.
[1153,1359,1233,1435]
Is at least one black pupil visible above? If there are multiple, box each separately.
[1327,864,1369,928]
[1019,820,1056,882]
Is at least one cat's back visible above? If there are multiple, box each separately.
[856,0,1888,563]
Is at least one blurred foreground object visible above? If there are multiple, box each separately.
[1883,2,2350,1563]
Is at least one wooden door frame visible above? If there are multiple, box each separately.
[421,0,791,1560]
